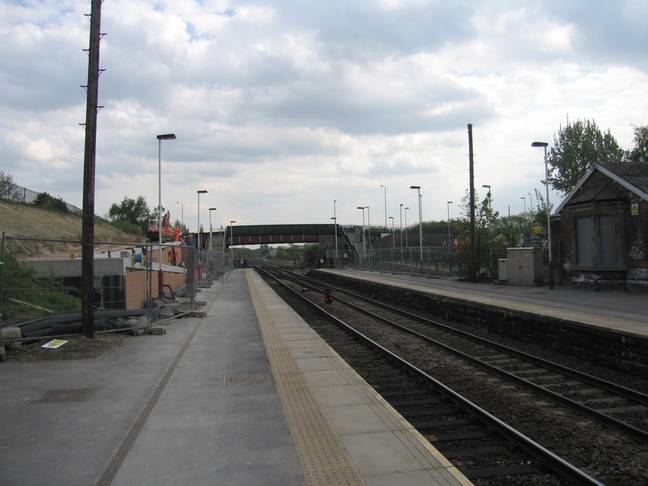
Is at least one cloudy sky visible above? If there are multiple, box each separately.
[1,0,647,233]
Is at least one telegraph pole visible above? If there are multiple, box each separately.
[468,124,476,283]
[81,0,103,339]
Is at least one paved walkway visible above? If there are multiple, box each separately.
[0,269,470,486]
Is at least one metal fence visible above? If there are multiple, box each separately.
[0,234,234,339]
[1,183,82,215]
[333,246,467,279]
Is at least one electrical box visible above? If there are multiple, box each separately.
[506,247,543,285]
[498,259,508,282]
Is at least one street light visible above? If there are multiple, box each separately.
[447,201,453,254]
[229,220,236,256]
[482,184,491,196]
[176,201,183,233]
[521,196,526,214]
[399,203,403,249]
[389,216,394,247]
[332,200,338,268]
[157,133,176,299]
[357,206,366,266]
[532,141,553,289]
[528,192,533,212]
[404,207,409,248]
[365,206,371,245]
[381,184,387,229]
[197,190,207,250]
[410,186,423,273]
[208,208,216,251]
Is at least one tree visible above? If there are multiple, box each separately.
[107,196,151,234]
[547,118,625,194]
[0,170,22,202]
[455,190,503,279]
[33,192,69,212]
[626,125,648,164]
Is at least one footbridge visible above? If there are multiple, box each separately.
[209,224,374,256]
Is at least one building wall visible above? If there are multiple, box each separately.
[557,171,648,290]
[125,269,188,309]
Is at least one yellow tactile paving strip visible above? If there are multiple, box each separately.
[246,270,366,486]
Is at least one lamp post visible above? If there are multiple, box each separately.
[381,184,387,229]
[229,220,236,256]
[197,190,207,250]
[447,201,453,254]
[157,133,176,299]
[399,203,403,249]
[404,207,409,248]
[332,199,337,268]
[176,201,183,233]
[365,206,371,245]
[528,192,533,212]
[389,216,394,247]
[410,186,423,273]
[532,141,552,289]
[208,208,216,251]
[521,196,526,214]
[357,206,366,266]
[482,184,491,196]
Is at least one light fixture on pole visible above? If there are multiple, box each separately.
[447,201,453,254]
[532,141,553,289]
[157,133,176,299]
[399,203,403,249]
[176,201,184,233]
[229,221,236,256]
[332,199,338,268]
[365,206,371,245]
[357,206,366,266]
[381,184,387,229]
[197,190,207,251]
[528,192,533,212]
[410,186,423,273]
[208,208,216,252]
[521,196,526,214]
[404,207,409,248]
[389,216,394,247]
[482,184,491,196]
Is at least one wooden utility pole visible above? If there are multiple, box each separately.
[81,0,103,339]
[468,124,476,283]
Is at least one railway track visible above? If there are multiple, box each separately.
[263,263,648,442]
[251,261,618,485]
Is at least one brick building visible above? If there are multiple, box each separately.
[553,161,648,290]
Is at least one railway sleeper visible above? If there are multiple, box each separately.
[463,464,542,481]
[442,444,511,459]
[426,430,492,442]
[582,396,629,407]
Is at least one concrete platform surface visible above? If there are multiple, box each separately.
[0,269,470,486]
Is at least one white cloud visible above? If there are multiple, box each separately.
[0,0,646,231]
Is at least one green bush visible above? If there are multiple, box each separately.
[1,248,81,321]
[33,192,69,212]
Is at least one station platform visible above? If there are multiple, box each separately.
[316,269,648,338]
[0,269,471,486]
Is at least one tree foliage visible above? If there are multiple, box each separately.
[547,118,625,194]
[627,125,648,164]
[454,190,504,279]
[0,170,22,202]
[107,196,151,234]
[33,192,69,212]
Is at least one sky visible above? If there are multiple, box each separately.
[1,0,647,234]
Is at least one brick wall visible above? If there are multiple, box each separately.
[125,269,188,309]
